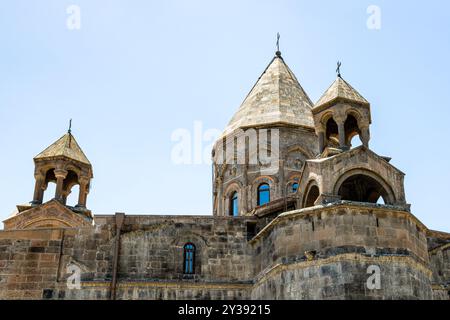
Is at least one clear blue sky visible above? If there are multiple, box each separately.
[0,0,449,232]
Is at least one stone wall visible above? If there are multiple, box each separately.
[0,229,63,299]
[250,203,433,299]
[0,215,255,300]
[0,203,446,300]
[251,256,432,299]
[213,126,318,217]
[427,230,450,300]
[114,215,254,282]
[298,147,407,208]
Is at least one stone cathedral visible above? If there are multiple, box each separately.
[0,50,449,300]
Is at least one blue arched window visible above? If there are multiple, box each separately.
[292,182,299,193]
[230,192,238,217]
[257,183,270,206]
[183,243,196,274]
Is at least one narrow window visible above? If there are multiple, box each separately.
[183,243,196,274]
[257,183,270,206]
[292,182,299,193]
[230,192,238,217]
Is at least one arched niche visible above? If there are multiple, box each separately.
[285,147,309,170]
[303,181,320,208]
[334,170,396,205]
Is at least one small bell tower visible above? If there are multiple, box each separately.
[31,122,93,215]
[312,63,371,156]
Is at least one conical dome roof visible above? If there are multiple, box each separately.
[222,53,314,136]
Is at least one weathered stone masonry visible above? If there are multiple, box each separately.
[1,203,446,299]
[0,50,449,299]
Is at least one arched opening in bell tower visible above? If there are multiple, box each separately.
[65,185,80,207]
[42,182,57,203]
[41,168,56,203]
[325,117,339,146]
[337,174,392,204]
[344,114,362,148]
[62,170,80,206]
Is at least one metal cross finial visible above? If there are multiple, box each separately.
[67,119,72,148]
[336,61,342,78]
[275,33,282,57]
[276,32,280,52]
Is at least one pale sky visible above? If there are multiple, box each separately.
[0,0,449,232]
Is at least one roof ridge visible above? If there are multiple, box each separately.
[315,77,338,105]
[276,56,282,108]
[281,59,314,107]
[239,55,277,108]
[34,134,66,159]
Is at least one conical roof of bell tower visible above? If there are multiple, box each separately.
[314,76,369,110]
[34,132,91,166]
[222,52,314,136]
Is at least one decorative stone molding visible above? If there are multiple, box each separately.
[3,199,93,230]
